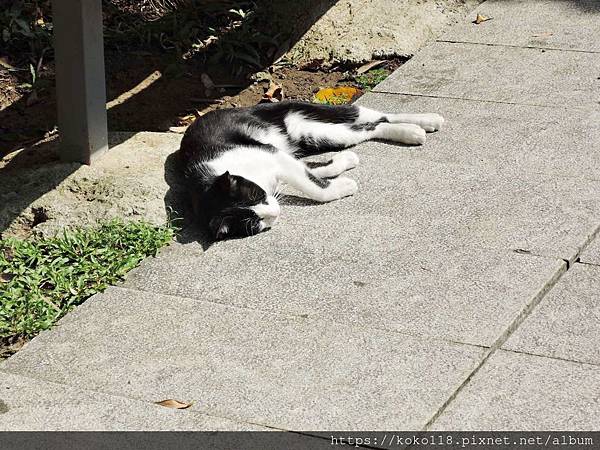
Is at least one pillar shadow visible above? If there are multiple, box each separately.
[1,0,338,240]
[0,132,137,239]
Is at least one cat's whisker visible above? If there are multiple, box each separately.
[273,187,284,202]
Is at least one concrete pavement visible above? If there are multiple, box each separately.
[1,0,600,431]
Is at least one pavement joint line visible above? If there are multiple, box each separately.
[368,90,592,111]
[423,222,600,429]
[421,258,568,430]
[568,223,600,267]
[108,286,503,352]
[499,347,600,368]
[436,39,600,55]
[577,260,600,268]
[0,368,285,431]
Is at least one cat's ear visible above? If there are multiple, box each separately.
[215,171,237,195]
[209,216,233,240]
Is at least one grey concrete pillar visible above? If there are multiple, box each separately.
[52,0,108,164]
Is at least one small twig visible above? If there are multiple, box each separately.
[36,47,49,76]
[190,98,224,104]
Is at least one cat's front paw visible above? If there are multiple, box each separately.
[402,124,427,145]
[328,177,358,200]
[419,113,445,132]
[333,150,360,170]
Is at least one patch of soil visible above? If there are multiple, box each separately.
[0,335,28,360]
[0,71,22,109]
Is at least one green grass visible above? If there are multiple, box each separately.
[0,220,174,340]
[353,68,391,90]
[1,0,279,80]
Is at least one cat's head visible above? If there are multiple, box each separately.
[199,171,280,240]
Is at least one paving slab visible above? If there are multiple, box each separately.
[373,41,600,109]
[0,372,262,431]
[121,131,598,347]
[442,0,600,53]
[124,215,566,347]
[173,140,600,264]
[356,92,600,182]
[503,263,600,365]
[1,287,486,431]
[579,235,600,266]
[432,350,600,430]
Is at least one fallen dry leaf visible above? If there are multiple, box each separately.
[155,399,193,409]
[261,81,284,103]
[314,86,360,105]
[356,60,387,75]
[473,14,492,24]
[0,273,14,283]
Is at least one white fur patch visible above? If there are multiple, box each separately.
[251,195,281,228]
[387,113,445,132]
[207,147,279,195]
[357,106,385,123]
[284,112,370,148]
[375,123,426,145]
[249,124,292,152]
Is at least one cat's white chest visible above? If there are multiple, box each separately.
[207,147,279,194]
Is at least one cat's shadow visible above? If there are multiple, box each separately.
[164,152,214,251]
[279,194,320,207]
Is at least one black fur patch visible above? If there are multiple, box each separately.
[190,171,268,240]
[252,102,360,129]
[351,117,388,131]
[298,137,348,154]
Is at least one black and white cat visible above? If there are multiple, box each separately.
[177,101,444,240]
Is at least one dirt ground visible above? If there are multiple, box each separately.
[1,52,405,156]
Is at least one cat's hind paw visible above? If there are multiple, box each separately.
[400,124,427,145]
[332,150,360,170]
[418,113,445,132]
